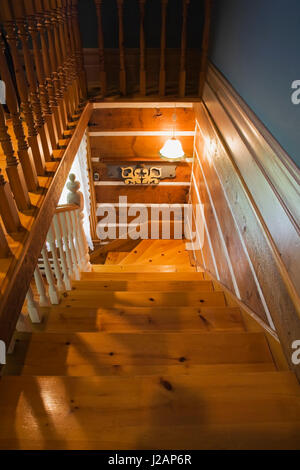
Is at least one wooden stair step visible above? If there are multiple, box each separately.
[7,331,274,376]
[71,279,214,292]
[59,290,226,308]
[120,240,184,265]
[36,306,246,333]
[91,264,197,273]
[0,372,299,449]
[82,271,203,281]
[105,252,130,264]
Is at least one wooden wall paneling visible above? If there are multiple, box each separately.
[193,125,270,324]
[0,34,39,192]
[94,0,106,97]
[89,136,194,159]
[95,184,190,205]
[89,107,195,132]
[190,182,217,278]
[193,155,235,294]
[195,102,300,379]
[207,65,300,230]
[204,72,300,299]
[198,0,212,97]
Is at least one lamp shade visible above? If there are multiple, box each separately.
[159,137,185,161]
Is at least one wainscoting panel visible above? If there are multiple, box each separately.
[190,66,300,378]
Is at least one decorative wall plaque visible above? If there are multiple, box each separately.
[121,167,162,185]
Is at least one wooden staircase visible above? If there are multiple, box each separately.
[1,240,300,450]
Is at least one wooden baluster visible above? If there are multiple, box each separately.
[54,0,74,117]
[0,171,21,233]
[66,0,81,110]
[0,223,10,259]
[70,209,84,270]
[94,0,106,98]
[66,174,91,272]
[199,0,213,97]
[58,211,75,280]
[53,213,72,290]
[32,0,64,139]
[70,0,88,100]
[12,0,53,163]
[34,266,50,306]
[43,0,69,130]
[26,286,42,323]
[65,211,80,280]
[75,209,92,272]
[179,0,190,97]
[0,105,30,211]
[50,0,74,120]
[1,1,46,176]
[117,0,126,96]
[0,34,38,191]
[41,243,60,304]
[139,0,146,96]
[159,0,168,97]
[24,0,59,149]
[47,223,65,291]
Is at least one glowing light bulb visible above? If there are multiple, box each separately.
[159,137,185,161]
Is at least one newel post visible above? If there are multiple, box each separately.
[67,174,92,272]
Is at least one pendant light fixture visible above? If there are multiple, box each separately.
[159,104,185,161]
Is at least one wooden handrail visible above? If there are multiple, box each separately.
[55,204,79,214]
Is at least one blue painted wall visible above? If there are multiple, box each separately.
[210,0,300,168]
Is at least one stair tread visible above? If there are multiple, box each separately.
[7,331,274,376]
[58,290,226,308]
[71,279,214,292]
[0,372,299,449]
[82,271,204,280]
[38,306,245,333]
[91,264,197,272]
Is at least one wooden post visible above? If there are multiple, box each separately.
[0,171,21,233]
[64,0,80,112]
[198,0,213,98]
[0,35,39,191]
[0,224,10,259]
[0,105,31,211]
[159,0,168,97]
[139,0,146,96]
[94,0,106,97]
[117,0,126,96]
[179,0,190,98]
[1,1,46,176]
[12,0,53,162]
[24,0,59,149]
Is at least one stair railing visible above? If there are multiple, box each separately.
[22,174,92,325]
